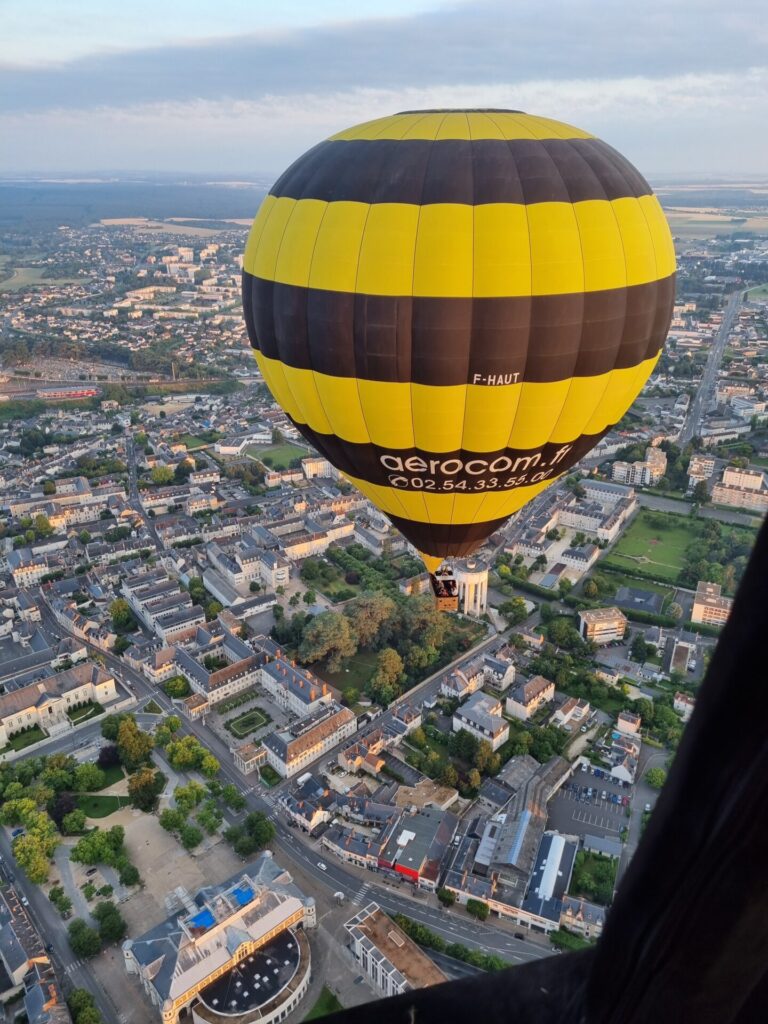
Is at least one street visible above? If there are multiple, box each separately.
[679,291,741,445]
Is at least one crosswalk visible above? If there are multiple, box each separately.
[64,960,85,975]
[352,881,373,907]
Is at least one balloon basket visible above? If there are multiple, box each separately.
[430,566,459,613]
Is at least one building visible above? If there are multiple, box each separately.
[616,710,641,736]
[520,832,578,927]
[687,454,716,490]
[176,629,262,706]
[452,558,489,616]
[0,888,72,1022]
[505,675,555,721]
[259,659,331,717]
[674,691,696,723]
[578,607,628,644]
[711,482,768,513]
[611,446,667,487]
[452,692,509,751]
[552,697,591,732]
[691,580,733,627]
[377,807,458,889]
[262,702,356,778]
[345,903,447,998]
[0,662,117,747]
[234,742,267,775]
[123,853,316,1024]
[722,466,765,491]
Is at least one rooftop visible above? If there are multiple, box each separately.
[345,903,446,991]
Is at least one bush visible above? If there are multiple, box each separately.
[68,919,101,958]
[437,888,456,907]
[466,898,489,921]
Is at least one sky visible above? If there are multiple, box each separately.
[1,0,766,177]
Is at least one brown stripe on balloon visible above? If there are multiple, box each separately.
[242,271,674,386]
[268,137,653,206]
[286,418,610,491]
[385,514,511,559]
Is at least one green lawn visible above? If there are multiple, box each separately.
[304,987,343,1020]
[246,442,306,470]
[175,432,221,449]
[4,726,47,751]
[144,699,163,714]
[603,511,693,582]
[76,794,131,818]
[590,569,675,609]
[226,708,268,739]
[99,765,125,788]
[315,577,363,603]
[320,650,380,691]
[67,701,104,724]
[746,283,768,299]
[259,765,281,787]
[0,267,81,292]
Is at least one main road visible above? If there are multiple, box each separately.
[679,291,741,445]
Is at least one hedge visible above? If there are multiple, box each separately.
[498,577,557,601]
[683,619,722,638]
[624,608,677,628]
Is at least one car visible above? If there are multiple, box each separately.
[354,976,364,985]
[622,796,630,807]
[580,763,587,772]
[644,803,652,813]
[21,896,29,907]
[85,867,98,877]
[514,932,526,940]
[317,861,327,871]
[11,828,25,838]
[45,943,54,952]
[601,791,607,800]
[580,725,588,733]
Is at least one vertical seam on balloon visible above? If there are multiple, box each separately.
[268,200,326,436]
[594,147,652,436]
[346,126,415,532]
[409,112,449,560]
[501,112,537,141]
[547,142,601,447]
[444,111,476,554]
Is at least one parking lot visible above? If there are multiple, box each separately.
[547,768,632,839]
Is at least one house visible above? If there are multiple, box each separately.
[506,675,555,721]
[453,692,509,751]
[552,697,591,732]
[578,607,628,644]
[691,581,732,627]
[674,691,696,723]
[616,710,641,736]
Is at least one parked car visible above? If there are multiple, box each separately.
[85,867,98,877]
[601,791,607,800]
[21,896,29,907]
[645,803,652,813]
[622,796,630,807]
[514,932,526,940]
[10,828,25,838]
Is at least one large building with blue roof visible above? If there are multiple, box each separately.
[123,852,316,1024]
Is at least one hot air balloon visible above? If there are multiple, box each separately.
[241,109,675,577]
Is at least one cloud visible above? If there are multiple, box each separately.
[1,0,766,114]
[1,0,765,172]
[2,69,766,175]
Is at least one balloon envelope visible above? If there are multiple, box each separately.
[242,109,675,568]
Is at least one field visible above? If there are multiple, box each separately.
[226,708,268,739]
[246,442,306,470]
[591,569,675,609]
[98,765,125,787]
[304,987,343,1020]
[746,284,768,300]
[0,267,81,291]
[321,650,380,691]
[76,794,131,818]
[603,511,692,582]
[661,207,768,239]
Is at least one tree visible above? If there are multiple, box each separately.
[344,593,396,648]
[303,589,316,605]
[93,900,127,942]
[179,824,204,849]
[645,767,667,789]
[97,743,120,769]
[12,833,52,883]
[109,598,135,632]
[437,888,456,907]
[583,579,598,599]
[467,768,482,791]
[221,784,247,811]
[150,465,174,485]
[466,898,490,921]
[630,633,651,664]
[669,602,683,621]
[499,597,528,625]
[692,480,709,504]
[474,739,495,774]
[101,714,132,741]
[128,767,165,812]
[558,578,573,598]
[341,686,360,707]
[371,647,404,690]
[289,593,300,607]
[74,763,106,792]
[205,600,223,622]
[49,792,78,828]
[62,809,88,835]
[439,763,458,787]
[116,717,154,771]
[68,919,101,958]
[174,780,207,814]
[42,479,56,495]
[298,611,357,671]
[225,811,275,857]
[34,513,53,538]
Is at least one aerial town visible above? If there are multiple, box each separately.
[1,207,767,1024]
